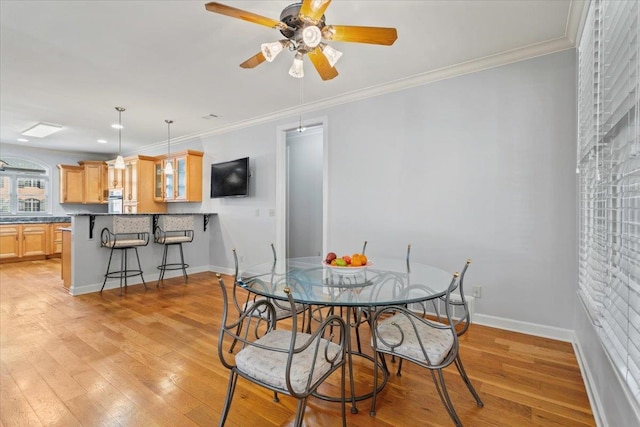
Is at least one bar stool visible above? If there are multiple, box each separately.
[154,215,194,283]
[100,215,151,296]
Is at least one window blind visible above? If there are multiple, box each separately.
[578,0,640,406]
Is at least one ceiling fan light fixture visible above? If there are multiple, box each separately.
[321,43,342,67]
[289,53,304,78]
[302,25,322,48]
[261,40,285,62]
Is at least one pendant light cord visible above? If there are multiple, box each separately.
[116,106,125,155]
[166,119,173,157]
[298,78,305,132]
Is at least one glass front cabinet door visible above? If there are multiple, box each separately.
[154,161,164,201]
[153,150,203,202]
[175,156,187,200]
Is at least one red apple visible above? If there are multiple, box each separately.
[325,252,337,263]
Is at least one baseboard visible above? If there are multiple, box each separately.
[472,313,575,342]
[69,265,210,295]
[572,335,606,427]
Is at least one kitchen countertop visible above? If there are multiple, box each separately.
[0,216,72,224]
[68,213,217,216]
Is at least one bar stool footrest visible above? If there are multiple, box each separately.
[157,263,190,272]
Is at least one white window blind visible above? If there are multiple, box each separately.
[578,0,640,406]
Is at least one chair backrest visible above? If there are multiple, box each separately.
[451,259,472,336]
[159,215,194,232]
[372,272,461,368]
[113,215,150,235]
[215,273,347,396]
[215,274,278,366]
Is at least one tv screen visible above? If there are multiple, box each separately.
[210,157,249,198]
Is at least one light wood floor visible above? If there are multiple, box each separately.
[0,259,595,427]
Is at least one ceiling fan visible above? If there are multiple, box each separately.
[204,1,398,81]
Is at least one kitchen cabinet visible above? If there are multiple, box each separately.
[122,155,166,213]
[57,164,84,203]
[79,161,107,203]
[0,223,48,262]
[154,150,203,202]
[106,160,124,190]
[49,222,71,255]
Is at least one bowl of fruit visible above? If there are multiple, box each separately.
[323,252,372,274]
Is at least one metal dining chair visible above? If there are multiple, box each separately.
[393,258,484,410]
[370,271,483,426]
[215,273,348,427]
[228,246,308,353]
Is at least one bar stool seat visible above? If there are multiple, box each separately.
[100,215,151,296]
[154,215,194,283]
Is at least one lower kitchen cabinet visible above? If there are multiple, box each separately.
[0,223,70,263]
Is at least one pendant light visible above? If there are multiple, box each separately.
[164,119,174,175]
[114,107,126,170]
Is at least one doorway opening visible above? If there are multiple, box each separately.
[275,118,328,261]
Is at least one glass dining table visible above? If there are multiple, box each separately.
[237,256,455,413]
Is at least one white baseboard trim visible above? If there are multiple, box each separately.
[472,313,575,342]
[572,336,605,427]
[69,266,210,295]
[208,265,235,277]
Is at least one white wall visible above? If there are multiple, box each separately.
[203,49,578,331]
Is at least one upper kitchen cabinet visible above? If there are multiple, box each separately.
[57,164,84,203]
[58,161,107,204]
[154,150,203,202]
[123,155,166,213]
[78,160,107,204]
[106,159,124,190]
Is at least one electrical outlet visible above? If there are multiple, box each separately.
[472,286,482,299]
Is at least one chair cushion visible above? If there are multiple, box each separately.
[157,235,193,244]
[104,239,148,248]
[243,299,304,320]
[373,315,454,365]
[235,329,342,394]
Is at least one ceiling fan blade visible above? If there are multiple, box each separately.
[299,0,332,22]
[205,2,282,29]
[322,25,398,45]
[239,52,267,69]
[307,47,338,81]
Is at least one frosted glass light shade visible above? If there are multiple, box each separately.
[321,44,343,67]
[164,161,174,175]
[289,54,304,78]
[114,155,125,170]
[302,26,322,48]
[261,41,284,62]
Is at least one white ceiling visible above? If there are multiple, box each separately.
[0,0,584,156]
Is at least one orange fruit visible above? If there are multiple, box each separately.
[360,254,368,265]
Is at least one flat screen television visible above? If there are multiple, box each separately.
[210,157,250,198]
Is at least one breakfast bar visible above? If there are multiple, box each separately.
[64,213,217,295]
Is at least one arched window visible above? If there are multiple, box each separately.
[0,157,49,215]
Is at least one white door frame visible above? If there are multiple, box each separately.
[275,116,329,262]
